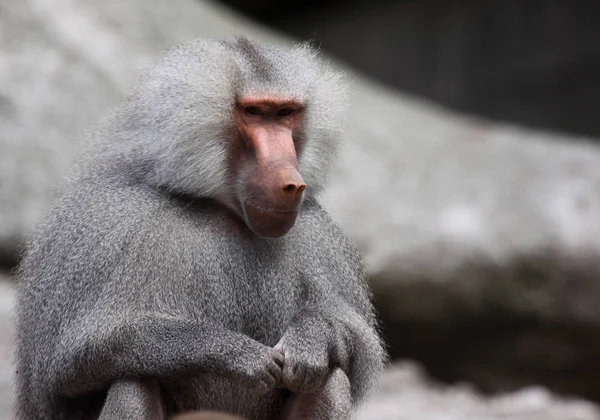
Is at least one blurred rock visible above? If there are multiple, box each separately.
[3,0,600,405]
[324,80,600,399]
[356,361,600,420]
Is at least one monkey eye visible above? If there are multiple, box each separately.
[277,108,295,117]
[244,106,263,116]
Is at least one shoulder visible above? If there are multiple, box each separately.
[295,198,363,266]
[297,197,337,230]
[20,174,163,268]
[299,198,352,240]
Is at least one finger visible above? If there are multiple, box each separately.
[282,365,300,393]
[271,351,285,367]
[274,338,285,352]
[263,373,276,388]
[253,380,270,396]
[268,362,282,381]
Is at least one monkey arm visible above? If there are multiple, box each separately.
[278,302,385,405]
[49,314,280,398]
[292,240,386,401]
[328,302,387,404]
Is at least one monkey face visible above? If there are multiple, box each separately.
[232,95,306,238]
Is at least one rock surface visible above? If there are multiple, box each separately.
[3,0,600,404]
[356,361,600,420]
[326,80,600,398]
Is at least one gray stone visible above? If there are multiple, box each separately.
[323,77,600,398]
[356,361,600,420]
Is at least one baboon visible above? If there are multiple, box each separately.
[15,37,386,419]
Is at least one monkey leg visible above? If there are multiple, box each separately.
[98,378,165,420]
[282,368,351,420]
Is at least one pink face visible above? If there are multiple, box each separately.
[230,95,307,238]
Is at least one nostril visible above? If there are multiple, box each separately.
[283,183,307,196]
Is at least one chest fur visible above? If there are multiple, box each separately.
[140,200,313,344]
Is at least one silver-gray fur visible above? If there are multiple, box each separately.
[14,37,386,420]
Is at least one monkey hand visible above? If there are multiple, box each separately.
[274,315,348,395]
[229,341,284,396]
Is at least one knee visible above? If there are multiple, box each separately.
[283,368,352,420]
[100,379,163,420]
[108,378,160,397]
[327,368,350,394]
[320,368,351,412]
[321,368,352,404]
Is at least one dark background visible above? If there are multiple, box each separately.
[217,0,600,138]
